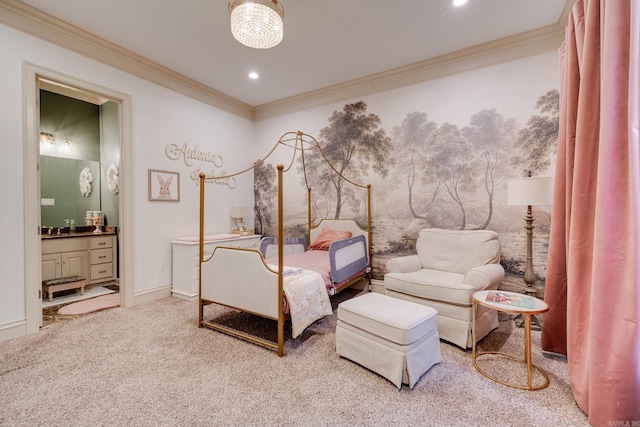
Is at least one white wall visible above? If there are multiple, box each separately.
[0,23,254,340]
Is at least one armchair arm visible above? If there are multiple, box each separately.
[463,264,505,291]
[386,255,422,274]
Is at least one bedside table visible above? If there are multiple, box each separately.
[171,234,261,300]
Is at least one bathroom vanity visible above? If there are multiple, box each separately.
[41,232,117,285]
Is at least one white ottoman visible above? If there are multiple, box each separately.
[336,292,441,389]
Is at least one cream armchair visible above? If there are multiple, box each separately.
[384,228,504,348]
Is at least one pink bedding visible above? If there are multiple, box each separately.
[267,250,332,292]
[267,249,366,295]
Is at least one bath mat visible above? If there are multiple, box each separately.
[42,285,114,308]
[58,293,120,315]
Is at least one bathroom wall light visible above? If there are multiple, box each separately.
[39,132,55,147]
[39,132,72,151]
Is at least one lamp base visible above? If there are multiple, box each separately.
[516,313,543,331]
[231,229,254,236]
[515,284,544,331]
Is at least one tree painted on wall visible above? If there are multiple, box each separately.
[253,89,558,278]
[391,111,437,219]
[511,89,560,176]
[253,161,276,235]
[301,101,394,219]
[426,122,478,230]
[462,109,519,229]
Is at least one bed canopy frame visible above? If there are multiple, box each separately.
[197,130,372,355]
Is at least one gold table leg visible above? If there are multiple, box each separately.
[472,300,550,390]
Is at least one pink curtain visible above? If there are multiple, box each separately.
[541,0,640,425]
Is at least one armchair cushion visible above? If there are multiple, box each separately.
[385,254,422,274]
[463,264,506,290]
[416,228,500,274]
[384,270,471,306]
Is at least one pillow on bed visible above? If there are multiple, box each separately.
[309,228,352,250]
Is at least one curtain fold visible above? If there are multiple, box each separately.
[541,1,640,425]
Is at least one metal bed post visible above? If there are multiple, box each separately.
[198,173,205,328]
[307,187,312,244]
[367,184,372,291]
[277,164,285,357]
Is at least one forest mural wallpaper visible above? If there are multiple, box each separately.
[253,53,559,285]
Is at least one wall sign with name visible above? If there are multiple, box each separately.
[165,142,236,189]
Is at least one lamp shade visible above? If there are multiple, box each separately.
[228,0,284,49]
[506,176,554,206]
[231,206,251,218]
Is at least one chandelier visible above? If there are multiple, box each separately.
[228,0,284,49]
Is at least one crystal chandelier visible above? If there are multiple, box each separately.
[228,0,284,49]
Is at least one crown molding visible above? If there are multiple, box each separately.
[0,0,254,120]
[1,0,571,123]
[254,22,565,121]
[557,0,577,28]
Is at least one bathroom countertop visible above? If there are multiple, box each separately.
[41,230,116,239]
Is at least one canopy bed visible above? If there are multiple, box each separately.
[197,131,372,356]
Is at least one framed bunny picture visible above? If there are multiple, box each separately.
[148,169,180,202]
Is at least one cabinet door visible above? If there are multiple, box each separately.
[62,251,88,279]
[42,254,61,281]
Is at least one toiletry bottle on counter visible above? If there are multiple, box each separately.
[85,211,94,226]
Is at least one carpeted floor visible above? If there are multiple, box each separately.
[2,290,589,426]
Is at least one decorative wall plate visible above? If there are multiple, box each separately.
[79,167,93,197]
[107,163,119,195]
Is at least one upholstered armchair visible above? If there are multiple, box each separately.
[384,228,505,349]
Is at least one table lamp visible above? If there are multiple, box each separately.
[231,206,251,231]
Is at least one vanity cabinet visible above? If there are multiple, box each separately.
[171,235,261,300]
[89,235,117,284]
[41,233,117,285]
[41,238,88,282]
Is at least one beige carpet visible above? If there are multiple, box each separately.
[57,292,120,315]
[0,292,589,426]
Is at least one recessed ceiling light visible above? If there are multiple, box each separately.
[453,0,468,6]
[248,71,259,79]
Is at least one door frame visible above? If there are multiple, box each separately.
[23,62,134,333]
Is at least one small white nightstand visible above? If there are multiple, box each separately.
[171,235,261,300]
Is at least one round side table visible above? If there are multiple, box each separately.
[472,290,550,390]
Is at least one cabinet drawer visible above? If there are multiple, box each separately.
[235,238,260,249]
[42,238,87,254]
[90,236,113,249]
[91,263,113,281]
[91,248,113,265]
[189,246,215,266]
[217,237,260,250]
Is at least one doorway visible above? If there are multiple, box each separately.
[23,63,134,333]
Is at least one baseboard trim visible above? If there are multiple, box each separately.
[134,285,172,305]
[0,319,28,343]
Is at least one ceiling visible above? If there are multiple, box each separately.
[19,0,570,108]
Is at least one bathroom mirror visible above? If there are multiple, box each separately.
[40,156,101,227]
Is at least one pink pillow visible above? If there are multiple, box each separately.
[309,228,352,250]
